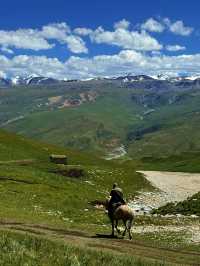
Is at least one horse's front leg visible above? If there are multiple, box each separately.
[111,219,115,237]
[122,220,127,237]
[115,220,121,234]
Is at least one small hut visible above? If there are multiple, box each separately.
[49,154,67,165]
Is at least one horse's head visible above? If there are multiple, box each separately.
[90,198,110,210]
[104,198,110,210]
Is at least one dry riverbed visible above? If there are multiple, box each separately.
[127,171,200,245]
[129,171,200,210]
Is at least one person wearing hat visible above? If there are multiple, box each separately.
[108,183,125,218]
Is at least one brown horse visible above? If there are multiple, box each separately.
[104,199,134,240]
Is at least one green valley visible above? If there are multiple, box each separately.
[1,79,200,159]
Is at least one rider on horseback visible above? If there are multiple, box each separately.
[108,183,125,218]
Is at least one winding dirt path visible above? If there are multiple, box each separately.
[0,221,199,265]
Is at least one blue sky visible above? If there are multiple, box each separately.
[1,0,200,79]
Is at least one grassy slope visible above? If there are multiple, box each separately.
[0,129,152,232]
[135,151,200,172]
[127,93,200,157]
[0,130,199,265]
[3,87,142,154]
[0,230,170,266]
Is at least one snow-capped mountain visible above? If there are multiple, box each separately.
[152,74,200,82]
[11,76,26,85]
[115,74,154,82]
[0,77,10,86]
[113,73,195,82]
[2,73,200,87]
[10,75,61,86]
[184,75,200,81]
[150,74,182,82]
[26,76,59,85]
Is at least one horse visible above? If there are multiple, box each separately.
[104,199,134,240]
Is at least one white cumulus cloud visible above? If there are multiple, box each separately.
[40,23,88,53]
[64,51,200,78]
[0,29,53,51]
[164,18,193,36]
[0,19,192,56]
[141,17,193,36]
[41,22,71,39]
[0,18,197,80]
[141,18,165,33]
[2,50,200,80]
[64,35,88,54]
[0,23,88,54]
[166,45,186,51]
[74,27,93,36]
[114,19,130,30]
[90,27,162,51]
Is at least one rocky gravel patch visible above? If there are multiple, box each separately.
[129,171,200,214]
[131,224,200,244]
[127,170,200,244]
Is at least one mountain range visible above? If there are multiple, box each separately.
[1,74,200,87]
[0,75,61,86]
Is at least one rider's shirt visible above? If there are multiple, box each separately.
[110,187,124,204]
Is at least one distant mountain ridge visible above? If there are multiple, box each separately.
[11,75,61,86]
[0,75,62,86]
[1,73,200,87]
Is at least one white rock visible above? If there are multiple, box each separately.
[190,214,199,218]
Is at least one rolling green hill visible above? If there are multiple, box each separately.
[1,79,200,159]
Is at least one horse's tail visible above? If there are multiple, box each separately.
[127,217,133,230]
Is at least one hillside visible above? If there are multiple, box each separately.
[0,129,152,231]
[1,78,200,158]
[0,130,199,265]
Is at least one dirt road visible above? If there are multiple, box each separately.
[0,221,199,265]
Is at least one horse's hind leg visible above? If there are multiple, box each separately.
[127,219,133,240]
[122,220,127,237]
